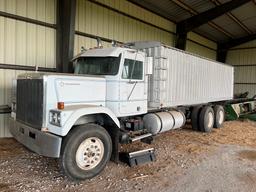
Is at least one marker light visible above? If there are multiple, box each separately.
[57,102,64,110]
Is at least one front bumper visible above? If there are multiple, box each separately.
[9,118,62,158]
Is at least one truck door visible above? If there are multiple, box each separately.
[119,51,147,116]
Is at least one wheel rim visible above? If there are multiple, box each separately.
[76,137,104,170]
[218,110,224,124]
[207,112,214,128]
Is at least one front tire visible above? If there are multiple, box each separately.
[61,124,112,180]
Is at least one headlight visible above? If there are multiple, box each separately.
[49,110,61,126]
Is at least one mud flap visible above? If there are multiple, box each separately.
[108,126,120,163]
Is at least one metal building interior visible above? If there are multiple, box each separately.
[0,0,256,191]
[0,0,256,137]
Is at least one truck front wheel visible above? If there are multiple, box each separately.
[60,124,112,180]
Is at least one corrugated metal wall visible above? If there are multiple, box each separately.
[74,0,217,59]
[186,32,217,60]
[0,69,28,137]
[226,40,256,98]
[74,0,176,54]
[0,0,56,137]
[0,0,56,67]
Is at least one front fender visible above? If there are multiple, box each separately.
[47,105,120,136]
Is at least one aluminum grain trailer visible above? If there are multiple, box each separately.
[129,41,233,107]
[128,41,233,133]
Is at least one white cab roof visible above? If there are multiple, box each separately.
[72,47,138,60]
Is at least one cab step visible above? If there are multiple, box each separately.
[119,148,156,167]
[129,133,153,143]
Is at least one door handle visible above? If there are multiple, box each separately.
[127,80,136,84]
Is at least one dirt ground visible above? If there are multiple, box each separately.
[1,120,256,192]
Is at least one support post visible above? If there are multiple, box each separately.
[56,0,77,73]
[217,45,227,63]
[217,33,256,62]
[175,33,187,50]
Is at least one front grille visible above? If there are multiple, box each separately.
[16,79,44,129]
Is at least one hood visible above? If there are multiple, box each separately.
[16,72,107,109]
[45,74,106,106]
[17,72,106,80]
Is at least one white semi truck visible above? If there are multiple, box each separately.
[10,41,234,180]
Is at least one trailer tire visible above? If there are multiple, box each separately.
[213,105,225,128]
[191,105,202,131]
[60,124,112,180]
[199,106,214,133]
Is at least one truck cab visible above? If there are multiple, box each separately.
[9,45,153,180]
[73,47,149,117]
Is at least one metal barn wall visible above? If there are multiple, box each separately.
[0,0,56,137]
[186,32,217,60]
[74,0,176,54]
[226,40,256,98]
[74,0,217,59]
[0,70,28,137]
[0,0,56,67]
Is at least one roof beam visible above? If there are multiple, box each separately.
[209,0,252,35]
[56,0,77,73]
[176,0,251,33]
[174,0,249,49]
[220,33,256,50]
[217,33,256,62]
[172,0,233,38]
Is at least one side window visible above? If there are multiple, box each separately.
[122,59,143,80]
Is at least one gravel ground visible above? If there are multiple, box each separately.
[0,120,256,192]
[167,145,256,192]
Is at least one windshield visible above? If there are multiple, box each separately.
[74,55,121,75]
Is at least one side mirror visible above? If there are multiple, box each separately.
[145,57,153,75]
